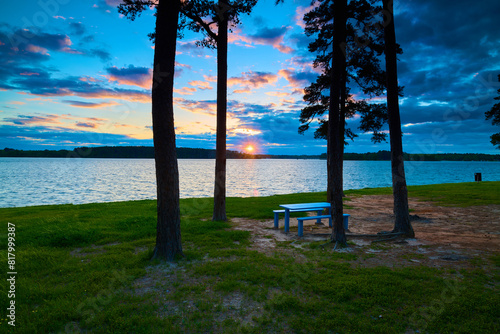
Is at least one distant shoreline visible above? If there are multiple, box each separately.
[1,146,499,161]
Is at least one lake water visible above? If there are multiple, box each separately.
[0,158,499,208]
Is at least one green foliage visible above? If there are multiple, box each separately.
[485,73,500,149]
[300,0,390,143]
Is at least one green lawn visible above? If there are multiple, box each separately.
[0,181,498,333]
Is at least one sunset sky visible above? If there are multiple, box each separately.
[1,0,499,155]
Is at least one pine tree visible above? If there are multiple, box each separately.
[119,0,183,260]
[382,0,414,237]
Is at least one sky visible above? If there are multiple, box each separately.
[0,0,499,155]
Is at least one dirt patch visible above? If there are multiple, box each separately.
[230,195,500,268]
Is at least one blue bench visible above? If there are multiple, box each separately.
[297,214,350,237]
[273,208,328,229]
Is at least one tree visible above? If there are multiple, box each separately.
[382,0,414,237]
[485,74,500,148]
[302,0,390,244]
[181,0,257,221]
[328,0,348,245]
[119,0,183,260]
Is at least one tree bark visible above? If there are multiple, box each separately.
[212,0,228,221]
[151,0,183,260]
[382,0,414,237]
[329,0,347,245]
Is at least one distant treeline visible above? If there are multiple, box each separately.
[0,147,319,159]
[320,150,500,161]
[1,147,498,161]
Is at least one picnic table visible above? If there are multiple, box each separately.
[275,202,350,236]
[278,202,331,233]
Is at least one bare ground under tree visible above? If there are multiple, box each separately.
[232,194,499,270]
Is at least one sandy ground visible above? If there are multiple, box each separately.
[232,195,500,269]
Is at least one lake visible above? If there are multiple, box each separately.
[0,158,499,208]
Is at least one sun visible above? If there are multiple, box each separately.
[245,145,254,153]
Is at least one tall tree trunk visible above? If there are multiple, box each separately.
[151,0,183,260]
[340,68,347,198]
[329,0,347,245]
[382,0,414,237]
[213,0,228,221]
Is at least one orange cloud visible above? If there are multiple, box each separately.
[26,44,49,55]
[228,71,279,89]
[228,27,254,47]
[294,2,320,29]
[173,87,197,95]
[174,98,217,116]
[176,121,215,135]
[203,75,217,82]
[106,66,153,89]
[265,91,290,97]
[232,88,252,94]
[188,80,212,90]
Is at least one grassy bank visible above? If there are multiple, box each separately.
[0,182,499,333]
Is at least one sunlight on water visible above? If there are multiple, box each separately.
[0,158,499,207]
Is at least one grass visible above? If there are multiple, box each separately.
[0,181,498,333]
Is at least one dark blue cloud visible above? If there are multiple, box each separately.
[249,26,288,41]
[0,124,153,150]
[106,65,149,77]
[69,22,86,36]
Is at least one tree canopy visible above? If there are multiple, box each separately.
[485,74,500,149]
[299,0,392,144]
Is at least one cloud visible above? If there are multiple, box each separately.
[88,48,111,62]
[294,3,318,29]
[2,113,109,128]
[227,71,279,93]
[75,122,98,128]
[61,100,119,108]
[0,124,153,150]
[174,98,217,116]
[4,68,150,102]
[203,75,217,82]
[265,91,290,97]
[278,68,317,93]
[188,80,212,90]
[3,114,62,126]
[69,22,86,36]
[248,26,294,54]
[173,87,197,95]
[106,65,152,89]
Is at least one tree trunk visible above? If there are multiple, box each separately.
[382,0,414,237]
[151,0,183,260]
[329,0,347,245]
[213,0,228,221]
[340,67,347,198]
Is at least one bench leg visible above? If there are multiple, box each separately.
[274,212,279,229]
[343,214,349,230]
[284,209,290,233]
[298,220,303,237]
